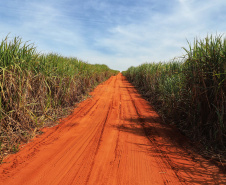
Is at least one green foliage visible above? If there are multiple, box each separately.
[123,34,226,151]
[12,144,19,153]
[0,35,119,155]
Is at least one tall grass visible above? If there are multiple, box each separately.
[0,36,118,158]
[123,35,226,157]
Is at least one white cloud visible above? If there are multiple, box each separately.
[0,0,226,71]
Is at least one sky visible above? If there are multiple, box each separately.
[0,0,226,71]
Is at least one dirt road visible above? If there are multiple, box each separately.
[0,73,225,185]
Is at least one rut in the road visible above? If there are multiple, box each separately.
[0,73,225,185]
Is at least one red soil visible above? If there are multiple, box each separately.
[0,73,225,185]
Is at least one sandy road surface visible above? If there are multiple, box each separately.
[0,73,225,185]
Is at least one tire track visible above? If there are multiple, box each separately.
[0,73,225,185]
[85,102,112,184]
[125,85,184,184]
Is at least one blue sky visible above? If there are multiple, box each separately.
[0,0,226,71]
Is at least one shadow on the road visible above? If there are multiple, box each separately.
[112,117,226,184]
[119,86,134,89]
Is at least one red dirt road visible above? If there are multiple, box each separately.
[0,73,225,185]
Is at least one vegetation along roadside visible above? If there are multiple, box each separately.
[0,35,119,162]
[123,34,226,167]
